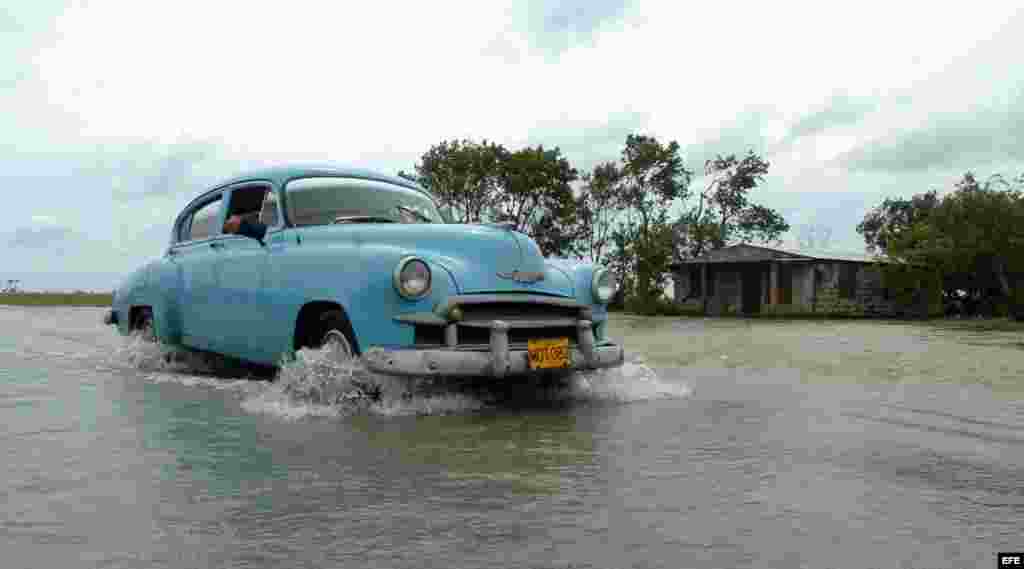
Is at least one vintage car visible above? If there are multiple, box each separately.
[104,164,624,378]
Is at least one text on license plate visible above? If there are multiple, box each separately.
[527,338,570,369]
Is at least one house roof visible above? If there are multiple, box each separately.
[669,243,891,269]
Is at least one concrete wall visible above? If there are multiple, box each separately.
[762,262,906,316]
[672,260,931,317]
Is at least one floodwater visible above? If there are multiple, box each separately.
[2,307,1022,569]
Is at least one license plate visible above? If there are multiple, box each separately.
[527,337,570,369]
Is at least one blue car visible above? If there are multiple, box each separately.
[104,164,624,378]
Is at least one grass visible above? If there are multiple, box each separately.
[923,316,1024,332]
[0,292,113,307]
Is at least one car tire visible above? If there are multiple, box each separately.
[134,307,156,343]
[315,310,381,402]
[317,310,359,363]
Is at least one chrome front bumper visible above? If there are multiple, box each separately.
[363,318,624,378]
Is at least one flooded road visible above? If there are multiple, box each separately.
[2,306,1022,568]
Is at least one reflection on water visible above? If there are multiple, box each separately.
[349,412,599,494]
[2,307,1022,568]
[612,315,1024,396]
[139,382,290,499]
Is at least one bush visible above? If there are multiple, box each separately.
[0,292,113,307]
[624,296,701,317]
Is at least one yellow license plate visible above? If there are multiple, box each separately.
[527,338,570,369]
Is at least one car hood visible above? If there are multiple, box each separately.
[325,223,575,297]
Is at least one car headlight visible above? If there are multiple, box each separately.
[393,256,432,299]
[591,268,615,304]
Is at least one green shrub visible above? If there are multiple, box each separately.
[624,296,701,316]
[0,292,113,307]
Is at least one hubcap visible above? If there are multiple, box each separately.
[321,329,353,363]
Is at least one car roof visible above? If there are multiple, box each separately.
[226,163,425,191]
[195,162,430,202]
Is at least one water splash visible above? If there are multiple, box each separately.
[570,357,693,402]
[248,347,488,418]
[110,336,691,419]
[110,333,262,379]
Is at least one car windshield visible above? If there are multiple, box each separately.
[284,176,442,227]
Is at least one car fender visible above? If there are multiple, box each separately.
[269,238,453,355]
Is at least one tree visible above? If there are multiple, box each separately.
[856,189,940,255]
[614,134,692,309]
[678,151,788,260]
[575,161,623,265]
[398,139,506,223]
[915,173,1024,318]
[491,145,580,257]
[606,230,634,309]
[867,172,1024,319]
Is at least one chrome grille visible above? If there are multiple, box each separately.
[413,299,584,347]
[459,301,581,322]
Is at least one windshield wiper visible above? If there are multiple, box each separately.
[332,216,396,224]
[394,205,433,224]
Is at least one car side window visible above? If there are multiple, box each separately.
[188,197,222,241]
[225,185,271,228]
[259,190,280,227]
[175,214,192,243]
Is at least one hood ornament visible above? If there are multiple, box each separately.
[496,269,545,284]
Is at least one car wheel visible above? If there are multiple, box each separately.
[318,311,359,364]
[134,307,156,342]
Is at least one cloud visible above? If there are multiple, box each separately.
[518,109,651,172]
[779,94,878,148]
[514,0,631,56]
[683,108,778,170]
[8,224,73,248]
[3,0,1024,288]
[832,11,1024,174]
[836,93,1024,173]
[109,139,222,201]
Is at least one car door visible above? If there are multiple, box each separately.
[177,193,227,352]
[151,211,193,345]
[216,182,282,363]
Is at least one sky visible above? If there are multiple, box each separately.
[2,0,1022,290]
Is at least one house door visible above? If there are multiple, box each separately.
[741,266,762,315]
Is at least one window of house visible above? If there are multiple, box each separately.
[188,197,222,241]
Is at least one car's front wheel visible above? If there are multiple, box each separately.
[133,307,156,342]
[317,310,359,364]
[315,310,380,401]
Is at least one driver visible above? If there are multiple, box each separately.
[223,214,268,241]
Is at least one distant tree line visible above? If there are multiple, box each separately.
[399,135,789,313]
[858,172,1024,320]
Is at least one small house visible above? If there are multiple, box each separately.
[669,244,931,317]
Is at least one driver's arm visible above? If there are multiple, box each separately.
[224,215,268,241]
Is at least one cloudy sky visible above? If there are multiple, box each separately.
[3,0,1022,290]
